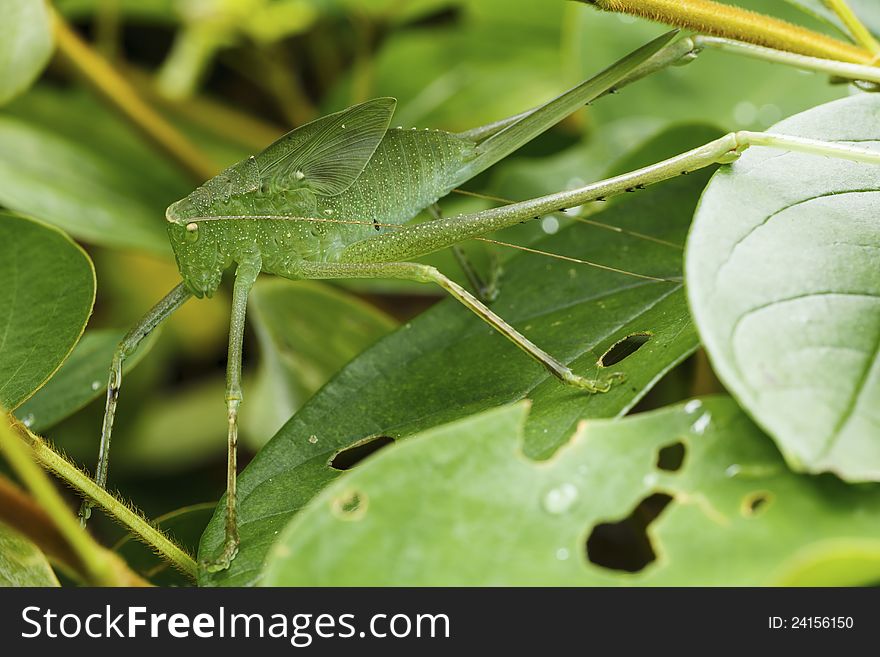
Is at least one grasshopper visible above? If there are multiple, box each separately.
[82,30,880,570]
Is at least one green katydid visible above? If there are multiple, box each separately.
[81,29,880,571]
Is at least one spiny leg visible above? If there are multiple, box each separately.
[338,130,880,265]
[80,283,191,526]
[204,257,260,572]
[294,260,618,392]
[429,203,500,303]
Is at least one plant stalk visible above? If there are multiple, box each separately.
[823,0,880,55]
[583,0,874,64]
[10,420,198,581]
[0,415,150,586]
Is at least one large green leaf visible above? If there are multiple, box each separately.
[243,279,397,448]
[199,145,712,585]
[0,88,192,254]
[687,94,880,481]
[0,214,95,411]
[262,398,880,586]
[16,328,158,433]
[0,521,59,587]
[0,0,53,106]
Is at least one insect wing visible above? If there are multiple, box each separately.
[257,97,397,197]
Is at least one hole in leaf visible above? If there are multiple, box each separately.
[331,489,368,521]
[330,436,395,471]
[599,332,651,367]
[741,491,773,517]
[656,441,686,472]
[586,492,671,573]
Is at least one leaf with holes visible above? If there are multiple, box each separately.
[0,0,53,105]
[0,521,59,587]
[687,94,880,480]
[0,213,95,412]
[198,126,715,585]
[242,279,397,448]
[16,328,158,433]
[261,397,880,586]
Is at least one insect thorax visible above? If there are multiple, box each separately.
[166,128,475,297]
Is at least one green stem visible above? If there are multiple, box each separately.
[0,416,127,585]
[695,35,880,84]
[584,0,874,64]
[823,0,880,55]
[13,421,198,580]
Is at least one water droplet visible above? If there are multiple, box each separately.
[90,380,101,391]
[341,124,346,129]
[556,547,570,561]
[184,222,200,243]
[294,170,305,180]
[725,464,741,478]
[690,412,712,436]
[683,399,702,415]
[542,483,579,515]
[21,414,35,428]
[308,435,318,444]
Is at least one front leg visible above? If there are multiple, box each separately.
[204,256,260,572]
[295,260,620,393]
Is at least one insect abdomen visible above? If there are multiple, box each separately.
[313,128,475,258]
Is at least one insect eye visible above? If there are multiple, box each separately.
[260,181,271,194]
[184,222,200,243]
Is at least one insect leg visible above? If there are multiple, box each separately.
[80,282,191,525]
[204,257,260,572]
[294,260,618,393]
[340,131,880,265]
[429,203,500,303]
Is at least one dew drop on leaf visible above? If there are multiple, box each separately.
[542,483,578,515]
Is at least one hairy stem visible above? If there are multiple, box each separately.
[583,0,874,64]
[823,0,880,55]
[0,415,149,586]
[49,7,218,182]
[10,420,198,580]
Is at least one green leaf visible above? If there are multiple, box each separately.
[262,397,880,586]
[0,88,191,254]
[687,94,880,481]
[783,0,880,39]
[0,213,95,411]
[16,328,159,433]
[0,0,53,106]
[0,521,59,587]
[242,279,397,448]
[198,135,713,585]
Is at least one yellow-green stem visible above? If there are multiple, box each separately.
[585,0,874,64]
[50,7,218,182]
[823,0,880,55]
[0,416,130,585]
[12,421,198,581]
